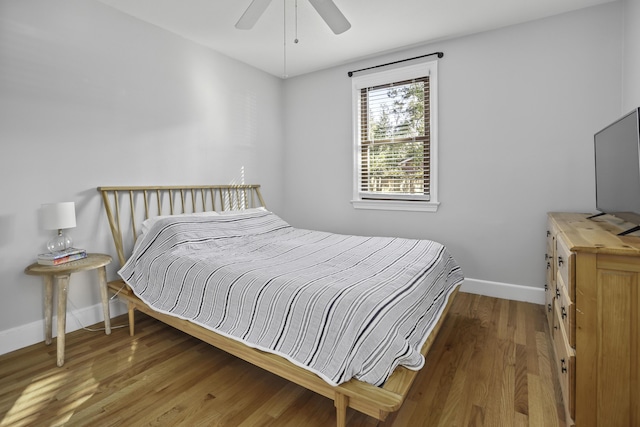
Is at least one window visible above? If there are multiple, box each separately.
[351,61,439,212]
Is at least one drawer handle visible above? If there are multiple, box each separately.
[546,261,551,270]
[555,287,560,299]
[547,230,551,237]
[561,358,567,374]
[561,306,567,319]
[547,303,552,313]
[558,256,564,267]
[545,283,548,291]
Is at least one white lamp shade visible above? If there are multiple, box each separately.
[41,202,76,230]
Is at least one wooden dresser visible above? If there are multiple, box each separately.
[545,212,639,427]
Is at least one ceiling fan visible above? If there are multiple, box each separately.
[235,0,351,35]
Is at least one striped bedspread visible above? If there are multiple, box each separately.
[119,210,464,386]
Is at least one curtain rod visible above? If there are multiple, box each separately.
[347,51,444,77]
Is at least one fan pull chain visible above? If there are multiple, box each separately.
[294,0,299,44]
[283,0,288,78]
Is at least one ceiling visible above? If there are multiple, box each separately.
[97,0,615,78]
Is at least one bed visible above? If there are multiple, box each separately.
[98,184,463,426]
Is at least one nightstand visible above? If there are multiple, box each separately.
[24,253,112,367]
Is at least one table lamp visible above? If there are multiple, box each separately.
[41,202,76,252]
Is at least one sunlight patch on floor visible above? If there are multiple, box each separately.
[0,368,98,427]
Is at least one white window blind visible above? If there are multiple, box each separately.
[359,76,430,200]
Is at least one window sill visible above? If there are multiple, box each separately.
[351,199,440,212]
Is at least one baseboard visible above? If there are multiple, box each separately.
[461,278,544,305]
[0,279,543,357]
[0,299,127,356]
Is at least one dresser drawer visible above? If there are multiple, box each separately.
[544,252,555,333]
[553,301,575,423]
[544,282,555,333]
[555,274,575,347]
[545,222,557,332]
[546,220,557,282]
[544,293,554,334]
[556,236,575,301]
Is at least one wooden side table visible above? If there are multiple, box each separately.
[24,253,112,367]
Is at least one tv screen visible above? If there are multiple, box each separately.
[594,107,640,232]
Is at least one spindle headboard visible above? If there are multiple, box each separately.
[97,185,266,267]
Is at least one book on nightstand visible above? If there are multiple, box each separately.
[37,248,87,265]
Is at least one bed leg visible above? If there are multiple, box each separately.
[335,392,348,427]
[128,302,135,336]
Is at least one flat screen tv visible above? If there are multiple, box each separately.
[594,107,640,235]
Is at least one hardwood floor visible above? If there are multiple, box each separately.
[0,292,565,426]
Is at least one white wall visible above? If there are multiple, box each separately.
[0,0,631,356]
[282,3,623,301]
[0,0,284,353]
[623,0,640,110]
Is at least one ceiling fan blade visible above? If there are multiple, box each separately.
[308,0,351,34]
[235,0,273,30]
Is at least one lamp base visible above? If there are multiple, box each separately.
[47,230,73,253]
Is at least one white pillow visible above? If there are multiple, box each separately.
[217,207,268,216]
[140,211,220,235]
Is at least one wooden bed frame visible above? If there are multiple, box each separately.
[97,184,459,427]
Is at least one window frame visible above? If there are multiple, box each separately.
[351,60,439,212]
